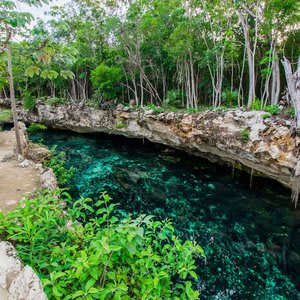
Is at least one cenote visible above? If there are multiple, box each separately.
[30,130,300,299]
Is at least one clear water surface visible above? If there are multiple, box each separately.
[30,130,300,300]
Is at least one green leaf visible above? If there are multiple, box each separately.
[126,242,136,255]
[85,278,96,292]
[71,290,85,299]
[88,287,100,294]
[52,285,63,298]
[40,70,59,80]
[110,245,122,251]
[60,70,75,79]
[189,270,198,280]
[25,66,41,77]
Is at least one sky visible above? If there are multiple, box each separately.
[14,0,68,22]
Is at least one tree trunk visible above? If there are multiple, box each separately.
[71,79,77,101]
[271,57,280,104]
[282,56,300,128]
[7,42,22,155]
[140,73,144,107]
[237,9,256,108]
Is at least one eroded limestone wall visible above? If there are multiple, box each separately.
[17,104,300,191]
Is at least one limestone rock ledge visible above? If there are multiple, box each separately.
[18,104,300,191]
[0,241,47,300]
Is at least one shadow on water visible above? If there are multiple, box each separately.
[30,129,300,300]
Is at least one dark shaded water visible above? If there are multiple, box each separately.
[30,130,300,299]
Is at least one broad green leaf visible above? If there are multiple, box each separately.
[85,278,96,292]
[25,66,41,77]
[60,70,75,79]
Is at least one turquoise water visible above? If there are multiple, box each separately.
[30,130,300,299]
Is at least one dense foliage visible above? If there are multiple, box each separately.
[45,147,76,185]
[0,109,11,123]
[1,0,300,111]
[0,109,11,130]
[26,122,47,134]
[0,189,204,299]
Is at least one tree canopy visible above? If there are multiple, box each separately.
[0,0,300,110]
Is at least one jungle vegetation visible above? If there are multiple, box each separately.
[0,189,204,299]
[1,1,300,298]
[0,0,300,113]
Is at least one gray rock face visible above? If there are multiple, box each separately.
[41,168,58,190]
[9,266,47,300]
[18,104,300,192]
[0,242,47,300]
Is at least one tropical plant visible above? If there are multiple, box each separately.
[91,64,123,101]
[27,123,47,134]
[264,104,280,115]
[45,149,76,185]
[0,189,204,300]
[0,0,52,154]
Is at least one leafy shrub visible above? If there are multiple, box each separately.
[91,64,123,100]
[221,90,239,107]
[0,110,11,122]
[46,97,68,107]
[27,123,47,134]
[0,189,204,300]
[250,98,262,110]
[187,108,198,113]
[290,107,295,117]
[0,110,11,131]
[114,120,126,129]
[264,104,280,115]
[145,104,165,113]
[45,148,76,185]
[241,128,250,143]
[165,90,183,107]
[23,95,36,110]
[262,113,271,119]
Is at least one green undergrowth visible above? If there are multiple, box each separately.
[0,109,11,130]
[27,123,48,134]
[0,189,204,300]
[44,147,76,185]
[0,109,11,122]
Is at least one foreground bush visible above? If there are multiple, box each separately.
[0,189,204,299]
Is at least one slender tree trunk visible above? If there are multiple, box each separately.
[161,64,166,102]
[6,41,22,155]
[238,46,246,107]
[271,56,280,104]
[2,88,7,99]
[261,44,273,107]
[282,56,300,128]
[237,9,256,108]
[140,73,144,107]
[71,79,77,101]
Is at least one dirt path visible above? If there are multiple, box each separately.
[0,131,41,213]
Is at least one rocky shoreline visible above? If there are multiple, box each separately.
[16,104,300,194]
